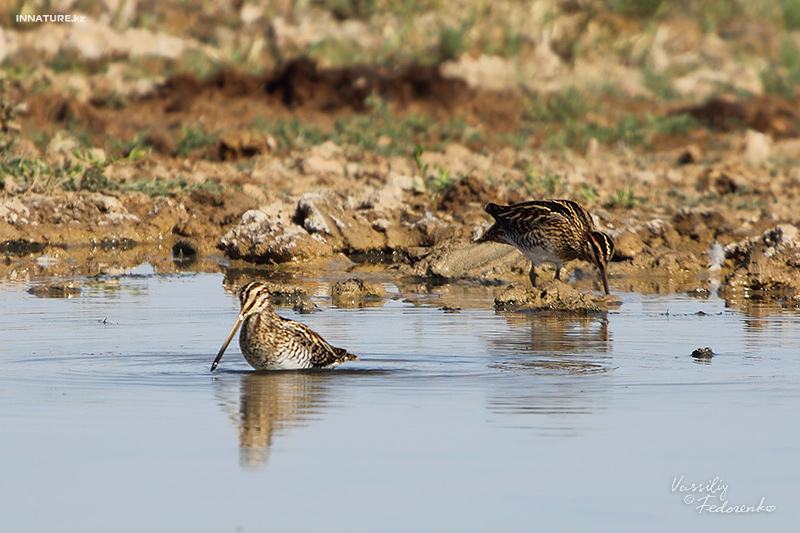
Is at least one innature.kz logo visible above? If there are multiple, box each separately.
[16,14,86,22]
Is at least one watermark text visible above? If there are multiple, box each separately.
[16,14,86,23]
[671,475,776,515]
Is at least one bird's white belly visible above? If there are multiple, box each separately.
[264,358,308,370]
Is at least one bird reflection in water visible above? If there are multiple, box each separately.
[491,313,612,374]
[487,313,614,436]
[232,372,330,470]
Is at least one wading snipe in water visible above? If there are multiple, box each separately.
[476,199,615,295]
[210,281,357,372]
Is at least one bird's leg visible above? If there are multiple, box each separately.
[528,263,538,287]
[554,264,563,281]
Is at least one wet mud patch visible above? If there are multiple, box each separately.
[331,277,388,308]
[494,280,622,315]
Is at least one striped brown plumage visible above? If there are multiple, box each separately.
[211,281,357,371]
[477,199,615,294]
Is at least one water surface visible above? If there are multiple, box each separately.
[1,270,798,531]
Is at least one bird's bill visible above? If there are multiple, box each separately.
[601,266,610,295]
[210,314,244,372]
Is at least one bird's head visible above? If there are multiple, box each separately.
[587,231,615,295]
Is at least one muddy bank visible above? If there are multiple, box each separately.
[4,53,800,307]
[5,150,800,309]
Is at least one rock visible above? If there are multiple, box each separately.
[585,138,600,158]
[695,167,748,195]
[217,132,270,161]
[440,54,519,91]
[721,225,800,299]
[219,201,333,263]
[299,142,345,176]
[672,207,734,241]
[724,224,800,263]
[741,129,771,165]
[632,250,704,274]
[261,281,307,304]
[172,239,198,258]
[27,281,81,298]
[300,155,342,176]
[331,278,387,307]
[613,231,644,260]
[295,190,385,253]
[0,198,30,224]
[494,281,621,314]
[417,144,491,178]
[361,171,415,211]
[676,145,702,165]
[412,238,528,281]
[45,131,81,165]
[293,299,319,313]
[673,66,763,100]
[436,175,496,212]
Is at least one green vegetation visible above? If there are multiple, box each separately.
[0,77,23,154]
[118,175,223,196]
[522,88,701,151]
[438,21,471,62]
[608,188,640,209]
[175,122,219,158]
[1,151,222,196]
[781,0,800,30]
[514,168,566,198]
[522,87,701,151]
[604,0,664,18]
[642,67,681,100]
[526,87,590,124]
[253,95,469,157]
[1,153,114,194]
[413,144,458,207]
[577,183,600,205]
[0,87,219,197]
[761,37,800,98]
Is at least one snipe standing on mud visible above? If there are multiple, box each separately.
[210,281,357,371]
[476,199,615,295]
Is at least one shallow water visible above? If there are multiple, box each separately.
[1,268,799,531]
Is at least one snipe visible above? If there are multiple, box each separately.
[211,281,357,371]
[477,199,615,294]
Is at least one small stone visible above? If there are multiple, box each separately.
[293,300,319,314]
[172,239,197,258]
[585,138,600,158]
[331,278,387,307]
[691,347,714,359]
[741,129,771,165]
[676,145,702,165]
[27,282,81,298]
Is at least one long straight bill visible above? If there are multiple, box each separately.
[210,314,244,372]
